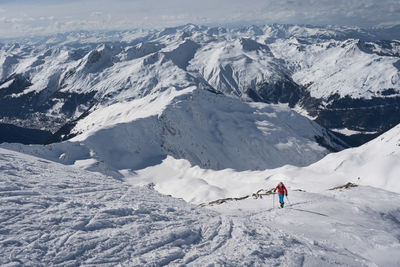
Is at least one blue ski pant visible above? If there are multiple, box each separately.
[278,194,284,204]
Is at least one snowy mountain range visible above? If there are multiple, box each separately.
[0,24,399,147]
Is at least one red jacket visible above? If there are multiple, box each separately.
[274,183,288,195]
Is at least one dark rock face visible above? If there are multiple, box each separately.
[248,77,304,108]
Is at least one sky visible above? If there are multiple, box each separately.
[0,0,399,38]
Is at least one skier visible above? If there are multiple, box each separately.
[273,182,288,208]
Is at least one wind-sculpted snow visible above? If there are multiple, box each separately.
[1,147,399,266]
[0,148,217,266]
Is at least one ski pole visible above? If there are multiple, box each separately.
[286,195,291,206]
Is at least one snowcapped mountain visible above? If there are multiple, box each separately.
[1,23,399,146]
[1,23,364,172]
[1,86,346,172]
[0,23,400,168]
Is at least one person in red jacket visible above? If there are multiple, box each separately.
[273,182,288,208]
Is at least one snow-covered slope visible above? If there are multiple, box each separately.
[187,37,287,99]
[74,88,348,170]
[122,123,400,204]
[303,122,400,192]
[1,147,400,266]
[3,114,397,206]
[1,87,346,172]
[270,38,400,99]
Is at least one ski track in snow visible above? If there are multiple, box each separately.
[1,148,400,266]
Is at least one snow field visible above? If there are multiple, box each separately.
[1,148,400,266]
[0,148,216,266]
[211,188,400,266]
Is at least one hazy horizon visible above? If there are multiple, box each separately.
[1,0,399,38]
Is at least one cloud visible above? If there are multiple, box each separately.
[0,0,399,37]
